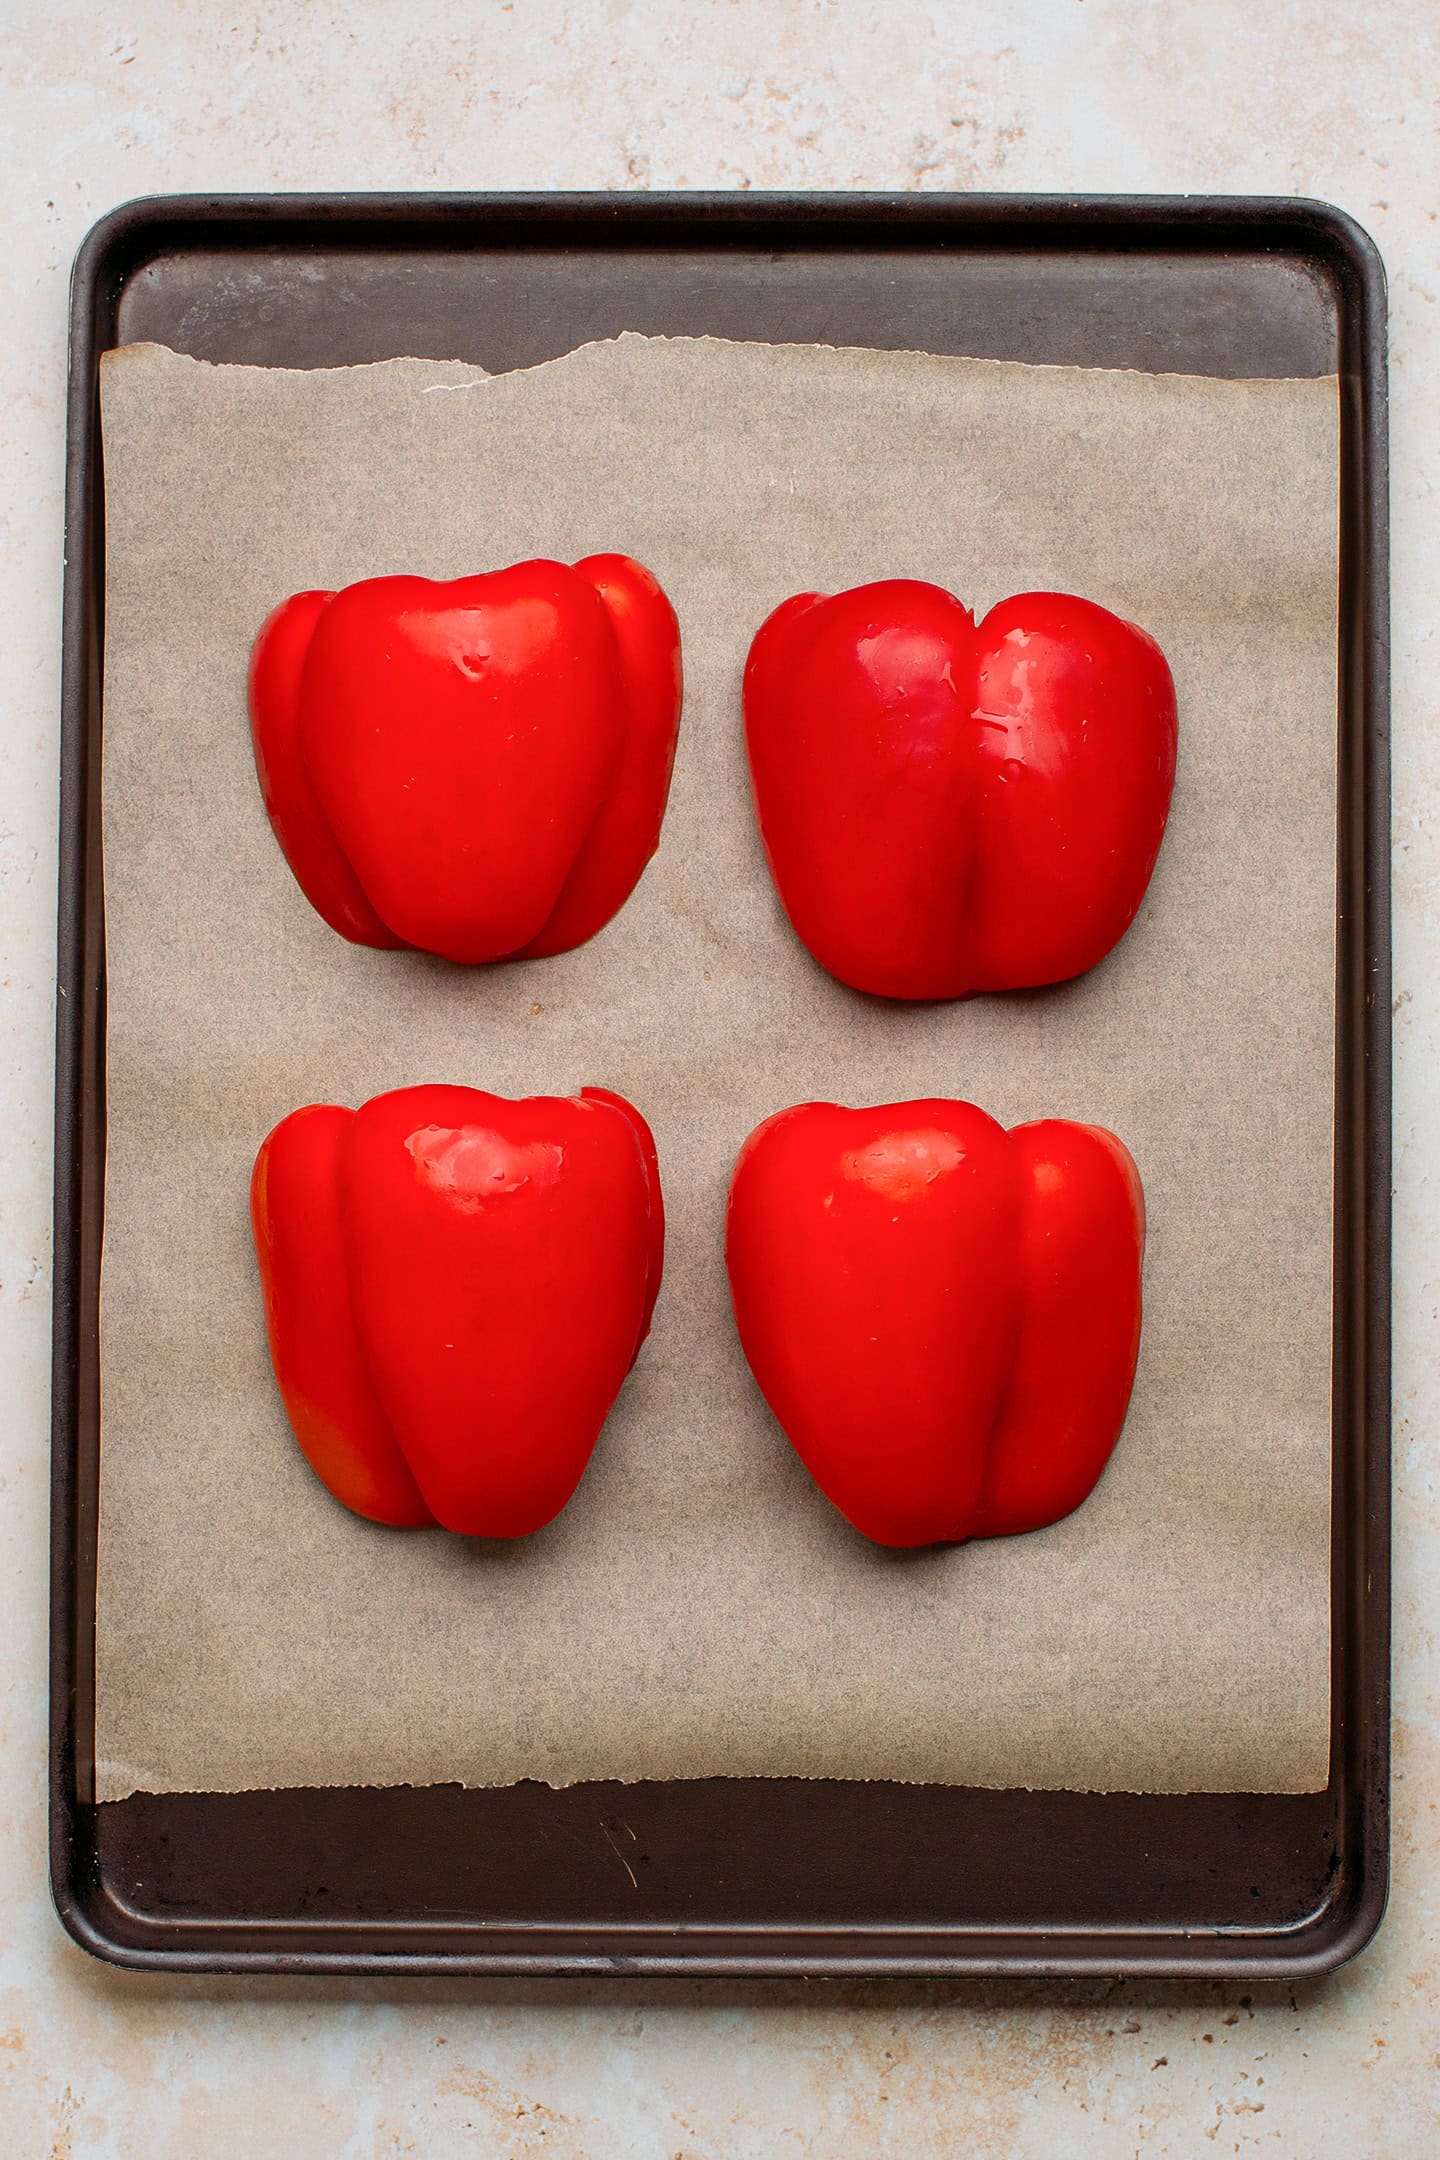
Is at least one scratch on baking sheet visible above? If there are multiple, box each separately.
[601,1817,639,1890]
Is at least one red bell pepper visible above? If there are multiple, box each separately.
[249,555,681,963]
[726,1098,1143,1548]
[743,582,1177,999]
[251,1085,663,1536]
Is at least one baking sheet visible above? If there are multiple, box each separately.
[94,333,1338,1800]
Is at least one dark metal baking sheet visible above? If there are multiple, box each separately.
[52,192,1390,1979]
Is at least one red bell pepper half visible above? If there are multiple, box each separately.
[744,583,1177,999]
[726,1098,1144,1548]
[251,1085,663,1536]
[249,555,681,964]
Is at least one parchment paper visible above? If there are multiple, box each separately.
[95,334,1338,1799]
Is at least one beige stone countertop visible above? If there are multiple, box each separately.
[2,3,1435,2153]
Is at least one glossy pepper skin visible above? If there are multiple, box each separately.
[249,556,682,964]
[725,1098,1144,1549]
[251,1085,664,1537]
[743,582,1177,1000]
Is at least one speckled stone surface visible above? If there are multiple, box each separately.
[1,3,1436,2153]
